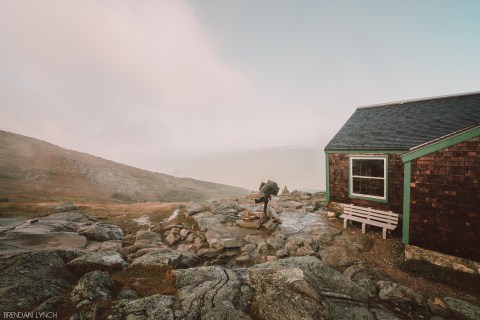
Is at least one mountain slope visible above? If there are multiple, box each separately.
[0,130,249,202]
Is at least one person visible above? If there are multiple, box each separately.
[254,180,279,214]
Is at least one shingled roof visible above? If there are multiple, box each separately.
[325,92,480,151]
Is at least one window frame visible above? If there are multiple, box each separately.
[349,155,388,202]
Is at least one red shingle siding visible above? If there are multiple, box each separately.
[409,137,480,261]
[328,153,404,213]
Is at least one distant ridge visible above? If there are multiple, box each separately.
[0,130,249,203]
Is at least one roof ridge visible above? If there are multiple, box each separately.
[357,91,480,110]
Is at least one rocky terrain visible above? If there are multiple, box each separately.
[0,130,249,203]
[1,191,479,320]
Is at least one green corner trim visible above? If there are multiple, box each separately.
[325,152,330,202]
[348,155,388,203]
[402,161,411,244]
[401,126,480,163]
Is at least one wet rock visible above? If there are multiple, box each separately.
[236,219,261,229]
[296,246,315,256]
[78,224,110,241]
[71,270,113,307]
[98,240,122,252]
[173,266,250,320]
[179,228,190,240]
[110,294,175,320]
[130,248,198,269]
[248,256,369,320]
[117,289,139,300]
[67,251,128,274]
[377,280,426,306]
[0,250,76,312]
[187,203,208,216]
[444,297,480,320]
[276,249,289,258]
[318,245,361,268]
[267,237,285,250]
[428,297,451,318]
[218,238,243,249]
[165,233,180,245]
[135,230,162,244]
[210,201,238,215]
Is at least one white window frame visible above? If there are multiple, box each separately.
[349,156,387,201]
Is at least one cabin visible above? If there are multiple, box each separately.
[324,92,480,268]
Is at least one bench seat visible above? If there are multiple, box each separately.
[339,204,399,239]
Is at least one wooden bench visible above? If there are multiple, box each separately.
[340,204,399,239]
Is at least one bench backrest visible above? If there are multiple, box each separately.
[343,204,398,226]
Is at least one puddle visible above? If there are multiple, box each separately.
[132,214,151,226]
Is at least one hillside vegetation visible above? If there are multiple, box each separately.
[0,130,249,203]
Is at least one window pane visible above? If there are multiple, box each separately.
[352,159,384,177]
[353,177,384,197]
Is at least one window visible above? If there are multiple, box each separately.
[349,156,387,200]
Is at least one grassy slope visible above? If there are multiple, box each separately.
[0,130,249,203]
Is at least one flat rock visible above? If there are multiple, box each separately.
[130,248,197,269]
[218,238,243,249]
[236,219,261,229]
[377,280,425,306]
[67,251,128,274]
[78,224,110,241]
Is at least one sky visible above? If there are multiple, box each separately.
[1,0,479,190]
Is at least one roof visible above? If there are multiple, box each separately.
[325,92,480,151]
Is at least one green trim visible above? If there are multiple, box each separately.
[402,161,411,244]
[325,150,405,154]
[348,155,388,203]
[325,152,330,202]
[401,126,480,163]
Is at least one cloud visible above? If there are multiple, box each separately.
[0,0,256,160]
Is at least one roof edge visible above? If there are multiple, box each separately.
[357,91,480,110]
[401,124,480,162]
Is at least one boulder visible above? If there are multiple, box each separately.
[130,248,197,269]
[0,250,76,312]
[377,280,426,306]
[173,266,250,320]
[67,251,128,274]
[78,224,110,241]
[276,249,289,258]
[236,219,261,229]
[444,297,480,320]
[187,203,208,216]
[318,245,361,268]
[267,237,285,250]
[110,294,175,320]
[248,256,369,320]
[218,238,243,249]
[210,201,238,215]
[98,240,122,252]
[71,270,113,307]
[165,233,180,245]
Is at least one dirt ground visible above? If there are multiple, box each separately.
[327,217,480,307]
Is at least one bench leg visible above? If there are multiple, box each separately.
[361,223,366,234]
[382,228,387,239]
[343,218,348,229]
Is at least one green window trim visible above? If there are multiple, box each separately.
[348,155,389,203]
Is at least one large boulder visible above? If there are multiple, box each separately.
[109,294,175,320]
[71,270,113,307]
[247,256,369,320]
[0,250,77,312]
[173,266,251,320]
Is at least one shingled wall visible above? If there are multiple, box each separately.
[327,153,404,214]
[409,137,480,262]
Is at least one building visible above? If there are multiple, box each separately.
[324,92,480,267]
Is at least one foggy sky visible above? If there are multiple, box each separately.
[1,0,479,190]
